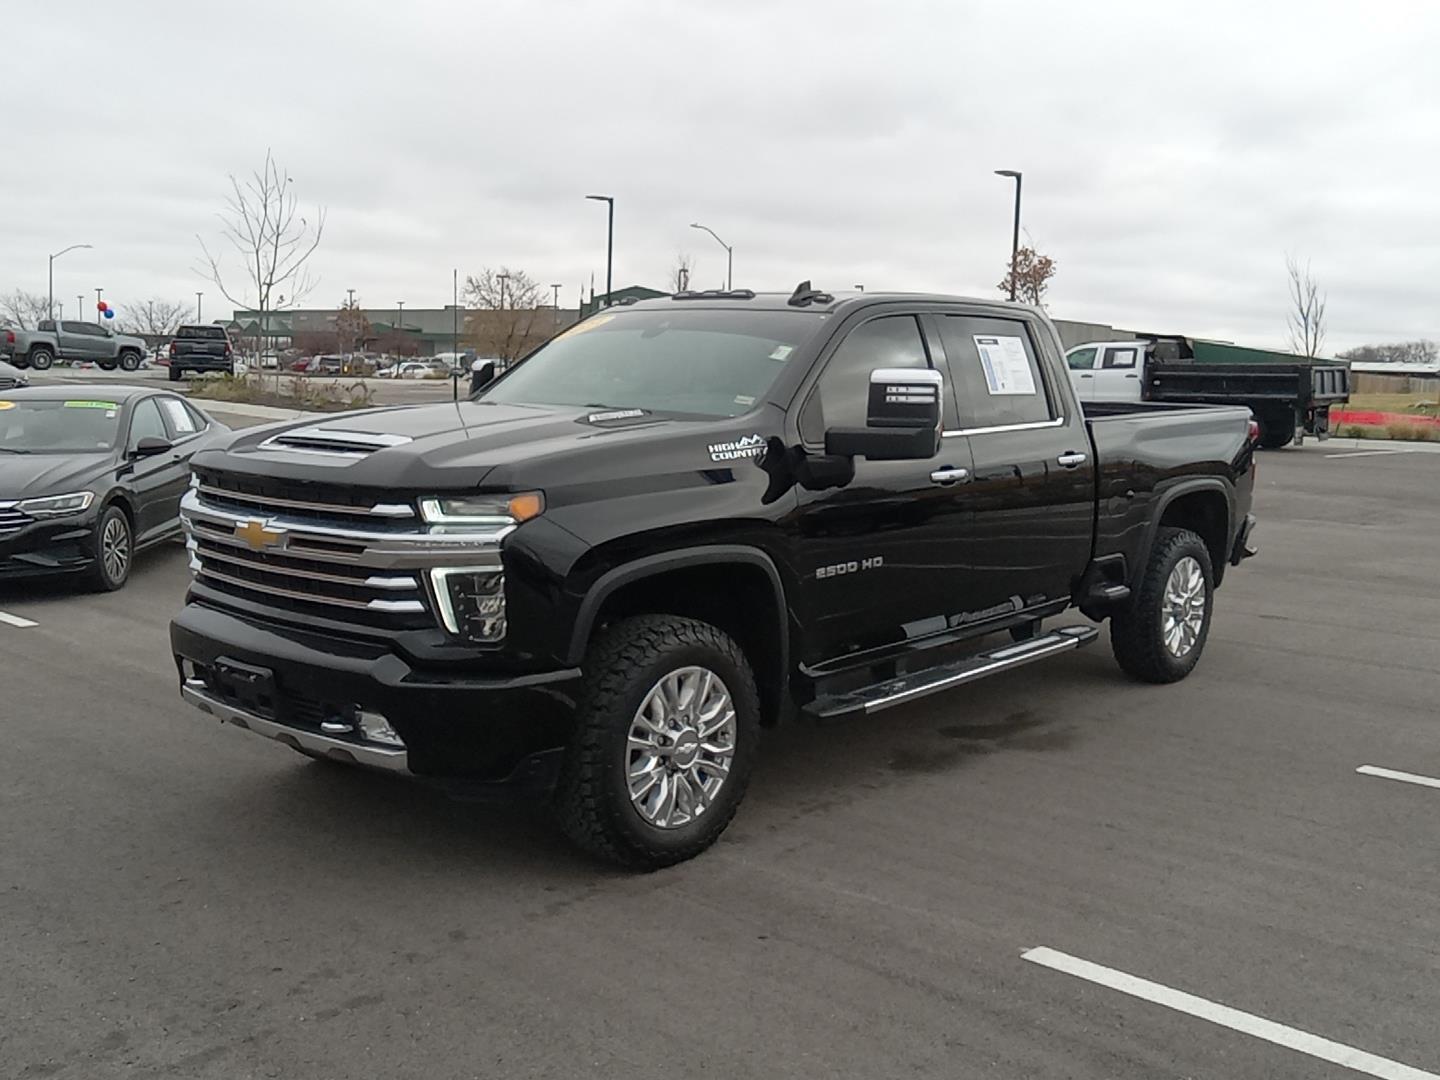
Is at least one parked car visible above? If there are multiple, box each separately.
[0,359,30,391]
[1065,336,1350,448]
[394,361,433,379]
[167,324,236,382]
[1,320,148,372]
[0,385,229,590]
[171,287,1259,869]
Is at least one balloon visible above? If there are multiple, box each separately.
[103,309,115,319]
[96,302,105,311]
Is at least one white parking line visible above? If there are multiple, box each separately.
[1325,449,1418,459]
[1022,946,1438,1080]
[1357,765,1440,791]
[0,611,37,628]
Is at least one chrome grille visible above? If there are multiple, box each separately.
[182,475,511,630]
[0,508,35,536]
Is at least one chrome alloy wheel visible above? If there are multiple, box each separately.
[1162,555,1206,658]
[101,513,131,583]
[626,666,736,830]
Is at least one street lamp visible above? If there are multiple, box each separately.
[95,288,104,324]
[690,223,733,291]
[550,283,562,326]
[497,273,510,311]
[46,243,91,320]
[995,169,1023,302]
[395,301,405,355]
[196,291,204,322]
[585,194,614,307]
[854,284,864,292]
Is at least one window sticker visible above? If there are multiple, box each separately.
[972,336,1036,396]
[64,400,120,410]
[769,345,793,361]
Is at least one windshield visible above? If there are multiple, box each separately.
[0,399,122,453]
[480,308,827,418]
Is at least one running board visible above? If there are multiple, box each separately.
[804,625,1099,721]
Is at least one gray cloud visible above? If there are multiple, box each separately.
[2,0,1437,351]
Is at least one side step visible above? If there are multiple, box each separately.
[804,625,1099,721]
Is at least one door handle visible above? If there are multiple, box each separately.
[1078,373,1093,378]
[929,466,970,485]
[1124,373,1139,379]
[1057,452,1088,468]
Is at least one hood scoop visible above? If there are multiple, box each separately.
[259,427,414,457]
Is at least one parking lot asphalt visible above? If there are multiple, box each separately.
[3,446,1439,1079]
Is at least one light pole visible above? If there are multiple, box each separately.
[77,296,84,323]
[395,301,405,356]
[585,194,614,307]
[854,284,864,292]
[995,169,1022,302]
[58,302,64,320]
[497,273,509,311]
[196,291,203,322]
[550,283,562,326]
[46,243,91,320]
[690,223,733,291]
[95,288,104,324]
[346,288,356,309]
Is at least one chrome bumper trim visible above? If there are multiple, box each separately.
[180,680,409,772]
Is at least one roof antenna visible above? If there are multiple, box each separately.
[788,281,833,307]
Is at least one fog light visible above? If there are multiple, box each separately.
[429,567,506,643]
[357,709,404,747]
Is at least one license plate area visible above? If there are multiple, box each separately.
[211,656,279,719]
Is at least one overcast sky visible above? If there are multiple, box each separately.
[3,0,1437,351]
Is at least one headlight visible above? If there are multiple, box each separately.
[418,492,544,527]
[18,491,95,518]
[429,567,506,643]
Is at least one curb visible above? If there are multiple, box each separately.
[190,400,329,421]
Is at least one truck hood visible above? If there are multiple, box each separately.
[199,401,780,495]
[0,452,114,500]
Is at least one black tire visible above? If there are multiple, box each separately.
[119,350,142,372]
[555,614,760,870]
[97,358,118,371]
[168,365,182,382]
[28,347,53,371]
[83,504,133,592]
[1257,410,1296,449]
[1110,527,1213,683]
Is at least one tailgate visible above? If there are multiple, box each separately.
[175,340,226,357]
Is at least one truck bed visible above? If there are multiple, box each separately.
[1085,401,1255,583]
[1146,360,1350,408]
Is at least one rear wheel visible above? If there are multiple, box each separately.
[1257,410,1296,449]
[28,347,53,371]
[1110,527,1213,684]
[555,614,760,870]
[84,505,133,592]
[168,365,182,382]
[97,358,118,372]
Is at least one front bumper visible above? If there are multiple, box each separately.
[0,511,99,578]
[170,601,582,782]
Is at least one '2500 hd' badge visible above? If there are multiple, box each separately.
[708,434,765,462]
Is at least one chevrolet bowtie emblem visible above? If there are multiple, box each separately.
[235,519,285,551]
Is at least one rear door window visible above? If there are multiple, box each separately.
[934,316,1055,429]
[1102,345,1140,369]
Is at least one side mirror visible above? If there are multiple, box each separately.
[823,367,944,461]
[469,359,497,394]
[132,436,172,458]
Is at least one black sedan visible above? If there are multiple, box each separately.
[0,386,230,590]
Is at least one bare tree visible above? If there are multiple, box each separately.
[1339,340,1437,365]
[1286,255,1327,357]
[335,301,371,354]
[462,267,552,362]
[997,246,1057,307]
[119,298,193,336]
[671,252,695,293]
[196,150,325,379]
[1,289,52,329]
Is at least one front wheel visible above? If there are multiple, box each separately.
[84,505,133,592]
[119,350,142,372]
[1110,527,1213,684]
[555,614,760,870]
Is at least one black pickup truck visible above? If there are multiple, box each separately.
[167,324,235,381]
[171,287,1258,868]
